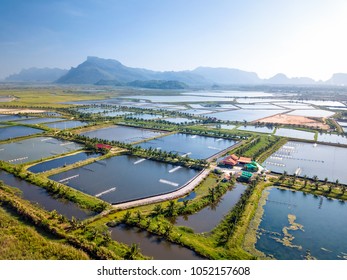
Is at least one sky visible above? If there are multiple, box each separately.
[1,0,347,80]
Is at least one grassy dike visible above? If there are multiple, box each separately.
[85,173,265,260]
[0,182,147,260]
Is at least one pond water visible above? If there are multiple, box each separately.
[173,183,246,233]
[177,191,196,202]
[15,117,65,125]
[180,109,215,115]
[0,97,13,102]
[0,114,29,122]
[255,187,347,259]
[125,113,164,120]
[237,125,274,134]
[286,109,335,118]
[0,137,83,164]
[275,103,314,110]
[264,141,347,184]
[102,111,133,117]
[238,104,282,110]
[110,224,204,260]
[337,121,347,127]
[45,120,88,129]
[0,125,43,140]
[0,170,94,220]
[81,125,164,143]
[122,95,239,103]
[317,133,347,145]
[28,152,102,173]
[274,128,315,140]
[49,155,199,204]
[181,91,273,98]
[138,133,238,159]
[163,118,197,124]
[206,109,288,122]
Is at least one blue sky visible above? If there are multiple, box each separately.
[1,0,347,80]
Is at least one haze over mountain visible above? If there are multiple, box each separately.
[5,67,68,83]
[56,56,208,86]
[5,56,347,87]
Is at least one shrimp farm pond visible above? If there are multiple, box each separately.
[264,141,347,184]
[49,155,200,204]
[0,137,83,164]
[253,187,347,260]
[138,133,239,159]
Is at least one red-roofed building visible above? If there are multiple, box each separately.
[238,156,252,164]
[221,154,238,166]
[96,143,112,150]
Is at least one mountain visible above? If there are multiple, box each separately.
[326,73,347,86]
[191,67,261,84]
[127,80,187,89]
[13,56,347,86]
[56,56,208,86]
[5,67,67,82]
[265,73,316,85]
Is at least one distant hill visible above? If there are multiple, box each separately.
[10,56,347,86]
[5,67,67,82]
[326,73,347,86]
[191,67,261,84]
[56,56,208,86]
[127,80,187,89]
[265,73,316,85]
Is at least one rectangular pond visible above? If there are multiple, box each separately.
[138,133,238,159]
[264,141,347,184]
[0,114,30,122]
[254,187,347,259]
[121,95,237,103]
[0,170,94,220]
[274,128,315,140]
[173,183,246,233]
[286,109,335,118]
[206,109,288,122]
[238,104,283,110]
[110,224,204,260]
[237,125,274,134]
[163,117,197,124]
[317,133,347,145]
[181,91,273,98]
[125,113,164,120]
[0,137,83,164]
[15,117,65,125]
[45,120,89,129]
[0,125,43,140]
[80,125,164,144]
[28,152,102,173]
[49,155,200,204]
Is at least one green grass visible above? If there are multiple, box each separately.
[0,88,108,108]
[0,206,89,260]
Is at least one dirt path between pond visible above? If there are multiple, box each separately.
[112,168,210,210]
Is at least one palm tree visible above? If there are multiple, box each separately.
[303,175,308,189]
[122,211,131,222]
[125,243,140,260]
[166,201,176,217]
[152,204,162,216]
[312,175,319,190]
[208,187,216,203]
